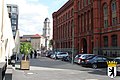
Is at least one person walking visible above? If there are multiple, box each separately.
[30,50,33,59]
[34,50,37,58]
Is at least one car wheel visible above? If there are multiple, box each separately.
[92,64,97,69]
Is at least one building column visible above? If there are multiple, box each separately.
[87,36,92,54]
[74,0,79,52]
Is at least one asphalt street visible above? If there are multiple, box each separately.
[12,57,120,80]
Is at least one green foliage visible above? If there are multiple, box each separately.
[49,39,53,47]
[20,42,32,55]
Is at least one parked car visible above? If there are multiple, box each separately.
[82,55,112,69]
[61,56,70,61]
[74,54,95,64]
[81,55,96,65]
[74,54,83,64]
[113,57,120,73]
[46,51,54,57]
[50,52,57,59]
[55,52,69,59]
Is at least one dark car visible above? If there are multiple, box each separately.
[82,55,112,69]
[46,51,54,57]
[113,57,120,74]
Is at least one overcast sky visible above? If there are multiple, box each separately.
[6,0,68,36]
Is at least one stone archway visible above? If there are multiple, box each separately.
[81,38,87,53]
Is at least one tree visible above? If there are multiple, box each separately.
[20,42,32,61]
[49,39,53,47]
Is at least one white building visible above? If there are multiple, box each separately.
[0,0,15,63]
[43,18,51,50]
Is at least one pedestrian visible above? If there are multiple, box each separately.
[34,50,37,58]
[30,50,33,59]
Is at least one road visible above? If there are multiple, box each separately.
[13,57,120,80]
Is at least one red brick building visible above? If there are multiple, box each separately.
[53,0,120,57]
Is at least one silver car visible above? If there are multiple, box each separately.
[56,52,69,59]
[74,54,95,64]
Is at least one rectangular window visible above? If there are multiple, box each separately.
[104,20,108,28]
[84,0,86,6]
[111,35,117,47]
[12,31,16,36]
[12,19,16,24]
[71,8,74,16]
[82,15,84,32]
[12,13,17,18]
[104,36,108,47]
[78,1,80,10]
[112,17,117,25]
[7,6,11,12]
[88,0,90,4]
[12,7,17,13]
[12,25,16,30]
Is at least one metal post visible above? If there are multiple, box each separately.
[71,22,74,64]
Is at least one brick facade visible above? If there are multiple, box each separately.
[53,0,120,57]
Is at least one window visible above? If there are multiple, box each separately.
[111,0,117,25]
[103,36,108,47]
[104,20,108,28]
[112,17,117,25]
[82,15,84,32]
[68,11,70,18]
[12,31,16,36]
[12,25,16,30]
[12,13,17,18]
[71,8,74,16]
[12,7,17,13]
[111,1,116,12]
[103,3,108,28]
[88,0,91,4]
[71,20,74,37]
[12,19,16,24]
[103,4,108,16]
[83,0,86,6]
[78,1,80,10]
[111,35,117,47]
[7,6,11,12]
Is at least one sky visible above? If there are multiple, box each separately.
[6,0,68,36]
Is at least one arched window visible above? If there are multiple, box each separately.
[111,0,117,25]
[71,8,74,16]
[71,20,74,37]
[103,3,108,28]
[83,0,86,6]
[82,14,84,32]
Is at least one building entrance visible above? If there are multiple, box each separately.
[81,38,87,53]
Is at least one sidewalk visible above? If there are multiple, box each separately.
[12,57,120,80]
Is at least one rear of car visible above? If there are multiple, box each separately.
[56,52,69,59]
[74,54,83,64]
[77,54,95,64]
[113,57,120,74]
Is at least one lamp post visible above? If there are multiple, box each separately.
[71,22,74,64]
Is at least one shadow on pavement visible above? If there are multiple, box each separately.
[87,68,107,76]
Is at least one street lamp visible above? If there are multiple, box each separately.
[71,21,74,64]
